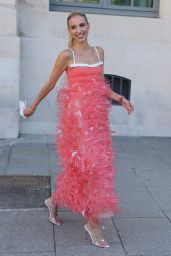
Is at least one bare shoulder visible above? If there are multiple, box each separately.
[96,46,104,55]
[95,46,104,60]
[58,48,72,60]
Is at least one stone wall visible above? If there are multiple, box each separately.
[1,0,171,137]
[0,0,20,138]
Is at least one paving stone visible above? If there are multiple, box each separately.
[116,170,147,192]
[0,145,10,173]
[134,168,171,188]
[11,144,48,158]
[116,151,169,171]
[142,137,171,169]
[0,253,55,256]
[5,143,50,175]
[157,153,171,169]
[113,137,170,171]
[113,136,153,156]
[116,189,164,217]
[114,217,171,256]
[15,134,48,144]
[54,212,86,246]
[165,211,171,222]
[0,210,54,253]
[0,139,14,146]
[0,135,171,256]
[148,187,171,211]
[48,144,64,193]
[112,136,142,145]
[54,212,120,246]
[6,156,49,175]
[47,134,56,145]
[48,144,60,175]
[143,137,171,156]
[55,244,126,256]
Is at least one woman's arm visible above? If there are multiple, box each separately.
[109,91,134,115]
[98,46,134,115]
[24,49,71,117]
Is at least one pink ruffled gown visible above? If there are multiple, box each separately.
[52,47,120,222]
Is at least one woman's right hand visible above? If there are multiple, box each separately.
[24,106,35,118]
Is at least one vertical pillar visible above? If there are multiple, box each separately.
[0,0,20,138]
[160,0,171,19]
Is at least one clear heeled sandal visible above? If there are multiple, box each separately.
[45,199,62,225]
[84,224,109,248]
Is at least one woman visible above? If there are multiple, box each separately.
[24,12,134,248]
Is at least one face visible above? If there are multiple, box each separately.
[68,15,89,43]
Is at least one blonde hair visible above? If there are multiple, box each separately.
[67,12,89,48]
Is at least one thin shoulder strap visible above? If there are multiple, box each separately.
[94,46,100,62]
[70,48,76,64]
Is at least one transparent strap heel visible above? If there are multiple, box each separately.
[45,199,62,225]
[84,224,109,248]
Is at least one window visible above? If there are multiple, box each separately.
[50,0,160,18]
[104,74,131,105]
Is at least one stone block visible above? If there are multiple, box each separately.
[48,11,69,39]
[0,145,10,173]
[0,138,14,146]
[47,134,56,144]
[0,108,19,138]
[55,244,126,256]
[7,144,50,175]
[15,134,48,144]
[0,36,20,58]
[48,144,60,175]
[20,37,63,59]
[54,212,120,246]
[148,187,171,212]
[7,139,49,175]
[1,254,55,256]
[20,120,56,135]
[114,217,171,256]
[117,188,164,218]
[160,0,171,19]
[134,167,171,188]
[18,0,49,11]
[115,148,169,171]
[11,143,48,158]
[165,211,171,221]
[116,170,147,192]
[143,137,171,168]
[0,209,54,253]
[0,58,19,86]
[18,8,49,37]
[0,85,18,108]
[20,57,53,87]
[0,7,17,36]
[0,0,15,5]
[6,157,50,175]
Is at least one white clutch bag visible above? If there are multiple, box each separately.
[19,100,26,118]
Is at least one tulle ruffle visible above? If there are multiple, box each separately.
[52,67,120,221]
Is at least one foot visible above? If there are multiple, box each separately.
[45,197,62,225]
[84,222,109,248]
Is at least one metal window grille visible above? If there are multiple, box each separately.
[49,0,160,18]
[104,74,131,105]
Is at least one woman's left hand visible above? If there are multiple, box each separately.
[24,105,35,118]
[121,97,134,115]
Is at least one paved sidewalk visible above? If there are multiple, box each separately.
[0,134,171,256]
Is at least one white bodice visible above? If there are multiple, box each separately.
[69,46,103,68]
[69,61,103,68]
